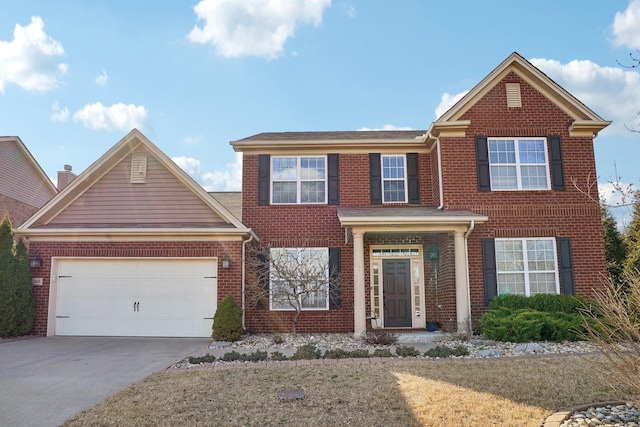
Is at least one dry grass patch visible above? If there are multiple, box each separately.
[63,355,626,427]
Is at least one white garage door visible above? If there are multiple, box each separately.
[54,258,217,337]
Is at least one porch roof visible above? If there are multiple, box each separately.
[336,206,488,230]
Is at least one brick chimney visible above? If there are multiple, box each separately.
[57,165,77,191]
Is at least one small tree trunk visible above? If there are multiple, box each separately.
[292,309,302,336]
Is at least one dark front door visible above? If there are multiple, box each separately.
[383,259,412,327]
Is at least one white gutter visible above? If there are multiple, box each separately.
[436,138,444,209]
[463,220,475,333]
[241,233,254,330]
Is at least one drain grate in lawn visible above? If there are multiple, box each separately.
[278,388,305,400]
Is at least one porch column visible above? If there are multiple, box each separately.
[353,231,366,337]
[454,230,470,334]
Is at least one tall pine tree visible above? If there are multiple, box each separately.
[13,238,35,335]
[0,214,16,337]
[624,194,640,276]
[602,205,627,285]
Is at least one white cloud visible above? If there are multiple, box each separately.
[50,101,69,122]
[613,0,640,49]
[182,135,203,145]
[599,181,635,207]
[73,102,149,131]
[344,4,356,18]
[95,69,108,86]
[434,90,469,119]
[187,0,331,59]
[0,16,68,92]
[530,58,640,135]
[173,153,242,191]
[600,181,635,229]
[358,124,414,131]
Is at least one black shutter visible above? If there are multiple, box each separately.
[327,154,340,205]
[476,136,491,192]
[407,153,420,204]
[369,153,382,204]
[557,237,575,295]
[549,135,566,191]
[482,238,498,305]
[257,251,270,309]
[328,247,341,309]
[258,154,270,206]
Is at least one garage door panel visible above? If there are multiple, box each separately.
[55,258,217,337]
[56,296,136,316]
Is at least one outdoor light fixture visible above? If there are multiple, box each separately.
[29,255,42,268]
[428,245,440,261]
[221,254,231,269]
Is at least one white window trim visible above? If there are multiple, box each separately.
[381,154,408,203]
[269,247,329,311]
[495,237,560,296]
[270,155,327,205]
[488,137,551,191]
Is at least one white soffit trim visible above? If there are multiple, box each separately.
[16,227,249,242]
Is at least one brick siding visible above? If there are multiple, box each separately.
[240,72,607,333]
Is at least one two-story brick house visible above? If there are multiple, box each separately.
[232,52,610,335]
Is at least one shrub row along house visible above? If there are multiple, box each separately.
[11,52,610,337]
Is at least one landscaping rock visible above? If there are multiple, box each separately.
[514,343,544,353]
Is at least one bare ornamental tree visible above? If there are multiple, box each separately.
[247,246,341,335]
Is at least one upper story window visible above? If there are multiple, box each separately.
[271,156,326,204]
[382,155,407,203]
[488,138,550,190]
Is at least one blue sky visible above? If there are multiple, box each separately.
[1,1,639,211]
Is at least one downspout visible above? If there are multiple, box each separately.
[463,220,475,333]
[241,233,254,330]
[428,134,444,210]
[425,129,444,209]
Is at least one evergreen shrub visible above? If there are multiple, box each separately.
[212,294,243,341]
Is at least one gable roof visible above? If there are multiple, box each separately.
[0,136,57,208]
[431,52,610,138]
[18,129,251,240]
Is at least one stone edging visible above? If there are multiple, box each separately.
[542,401,626,427]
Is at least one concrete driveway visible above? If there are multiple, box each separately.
[0,336,210,427]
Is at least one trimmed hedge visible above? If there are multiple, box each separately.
[481,294,601,343]
[488,293,592,314]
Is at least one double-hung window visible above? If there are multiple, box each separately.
[489,138,550,190]
[495,238,559,296]
[270,248,329,310]
[271,156,326,204]
[382,155,407,203]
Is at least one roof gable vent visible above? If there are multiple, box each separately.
[506,83,522,107]
[131,155,147,183]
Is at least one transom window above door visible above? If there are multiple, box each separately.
[488,138,550,190]
[271,156,327,204]
[382,155,407,202]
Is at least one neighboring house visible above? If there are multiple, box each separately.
[232,52,610,335]
[0,136,57,227]
[17,130,252,337]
